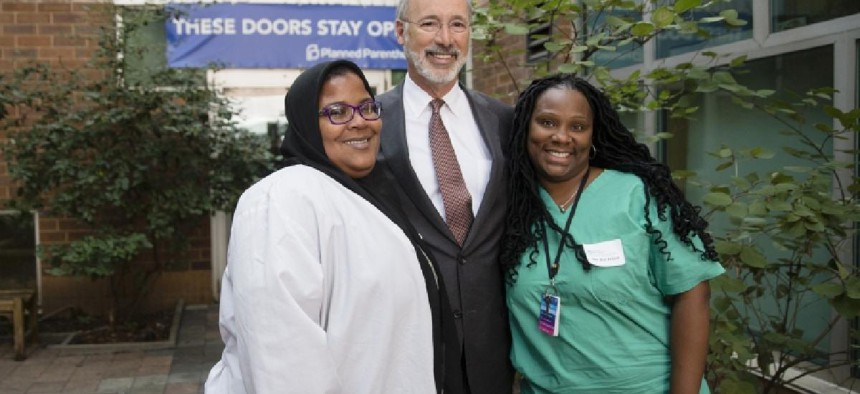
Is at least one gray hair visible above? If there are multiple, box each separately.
[395,0,473,22]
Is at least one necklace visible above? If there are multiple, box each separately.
[557,187,579,212]
[557,170,590,212]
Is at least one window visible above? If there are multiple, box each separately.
[526,19,551,64]
[772,0,860,32]
[854,39,860,380]
[668,45,837,359]
[656,0,753,59]
[588,9,643,69]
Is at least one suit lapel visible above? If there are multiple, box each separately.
[379,85,453,240]
[461,88,505,250]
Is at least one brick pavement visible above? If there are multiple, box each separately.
[0,304,223,394]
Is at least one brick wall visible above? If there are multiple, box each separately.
[470,1,573,105]
[0,0,107,199]
[0,1,106,74]
[472,34,528,106]
[1,1,215,315]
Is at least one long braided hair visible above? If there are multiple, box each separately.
[501,74,718,283]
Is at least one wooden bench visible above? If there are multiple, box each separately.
[0,289,38,360]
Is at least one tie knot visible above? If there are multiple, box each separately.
[430,99,445,114]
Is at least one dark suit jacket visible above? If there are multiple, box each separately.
[368,83,514,394]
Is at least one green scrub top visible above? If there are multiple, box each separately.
[506,170,725,394]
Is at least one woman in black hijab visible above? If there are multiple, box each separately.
[206,60,450,394]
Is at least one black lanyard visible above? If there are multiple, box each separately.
[540,167,590,285]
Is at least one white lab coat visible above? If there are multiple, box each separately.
[205,165,435,394]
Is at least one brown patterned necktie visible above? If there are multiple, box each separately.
[429,99,473,246]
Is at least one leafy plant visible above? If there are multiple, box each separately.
[695,86,860,392]
[0,5,273,324]
[471,0,859,391]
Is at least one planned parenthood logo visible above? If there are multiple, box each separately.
[305,44,404,63]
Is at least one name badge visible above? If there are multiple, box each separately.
[538,294,561,336]
[583,239,626,267]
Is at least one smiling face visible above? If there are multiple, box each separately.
[396,0,470,96]
[527,86,594,188]
[318,72,381,179]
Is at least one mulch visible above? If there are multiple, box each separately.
[37,307,174,344]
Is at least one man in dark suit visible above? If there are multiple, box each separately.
[367,0,514,392]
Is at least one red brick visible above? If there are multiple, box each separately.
[2,3,36,12]
[73,25,101,36]
[40,232,67,243]
[58,218,89,231]
[0,36,13,47]
[39,218,59,231]
[39,47,76,59]
[38,24,72,35]
[0,13,13,24]
[3,24,36,34]
[75,47,96,58]
[52,13,85,24]
[72,3,102,13]
[17,35,52,47]
[54,35,86,47]
[15,12,51,24]
[5,48,37,59]
[37,4,72,13]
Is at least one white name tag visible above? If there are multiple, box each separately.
[583,239,626,267]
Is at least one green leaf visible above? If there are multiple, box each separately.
[605,15,629,28]
[811,282,844,298]
[715,240,742,255]
[729,55,747,67]
[845,277,860,299]
[749,147,775,159]
[713,71,738,86]
[700,16,724,24]
[748,201,767,216]
[725,202,748,219]
[651,7,674,28]
[674,0,701,13]
[711,274,746,293]
[721,9,748,26]
[831,294,860,318]
[503,23,530,35]
[631,22,655,37]
[704,192,733,207]
[544,42,568,52]
[557,63,580,73]
[739,246,767,268]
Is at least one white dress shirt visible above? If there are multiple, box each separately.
[402,74,492,220]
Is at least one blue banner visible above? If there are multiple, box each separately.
[166,3,406,69]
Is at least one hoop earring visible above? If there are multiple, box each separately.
[589,145,597,160]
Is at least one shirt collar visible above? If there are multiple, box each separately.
[403,73,470,119]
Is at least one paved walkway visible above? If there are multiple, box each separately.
[0,304,223,394]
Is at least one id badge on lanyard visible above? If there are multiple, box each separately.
[538,286,561,336]
[536,167,589,337]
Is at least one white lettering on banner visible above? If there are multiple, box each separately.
[170,18,396,38]
[242,18,312,35]
[317,20,364,36]
[308,45,406,61]
[365,21,395,37]
[171,18,238,35]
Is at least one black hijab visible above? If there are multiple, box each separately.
[279,60,453,393]
[280,59,376,200]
